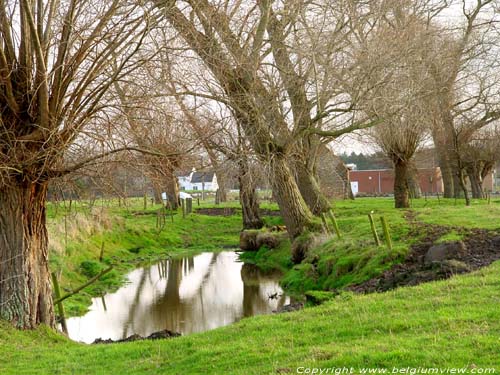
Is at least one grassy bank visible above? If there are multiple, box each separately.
[48,197,500,314]
[46,198,245,315]
[1,261,500,374]
[1,196,500,373]
[242,197,500,295]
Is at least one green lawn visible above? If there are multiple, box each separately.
[1,262,499,374]
[1,196,499,374]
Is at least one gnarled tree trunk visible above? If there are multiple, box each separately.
[269,156,315,238]
[434,137,455,198]
[164,173,180,209]
[453,170,464,198]
[295,162,331,215]
[466,165,484,199]
[215,170,228,203]
[0,181,55,329]
[393,159,410,208]
[238,159,263,230]
[407,164,421,199]
[152,183,163,205]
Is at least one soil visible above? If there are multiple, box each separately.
[195,207,237,216]
[195,207,281,217]
[347,211,500,294]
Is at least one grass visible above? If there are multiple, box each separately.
[435,231,465,244]
[244,197,500,296]
[1,196,499,374]
[1,262,500,374]
[46,198,246,315]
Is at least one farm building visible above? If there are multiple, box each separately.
[349,167,495,196]
[177,169,219,192]
[349,168,443,195]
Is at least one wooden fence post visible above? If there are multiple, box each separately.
[99,242,105,262]
[368,214,381,246]
[327,210,342,238]
[380,216,393,250]
[51,272,68,334]
[320,213,331,234]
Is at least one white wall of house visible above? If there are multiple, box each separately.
[178,176,192,191]
[178,173,218,191]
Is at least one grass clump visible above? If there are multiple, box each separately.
[435,230,465,244]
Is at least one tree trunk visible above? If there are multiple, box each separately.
[0,182,55,329]
[215,170,228,203]
[440,161,455,198]
[407,164,421,199]
[270,156,315,238]
[238,160,263,230]
[434,137,455,198]
[453,170,464,198]
[295,162,331,215]
[393,159,410,208]
[466,166,484,199]
[152,183,163,205]
[457,169,471,206]
[164,173,180,209]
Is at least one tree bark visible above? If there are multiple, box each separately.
[269,155,315,238]
[0,182,55,329]
[457,168,471,206]
[164,173,180,209]
[434,136,455,198]
[466,165,484,199]
[295,162,331,215]
[215,170,228,203]
[393,159,410,208]
[238,159,263,230]
[152,183,163,205]
[453,170,464,198]
[407,164,421,199]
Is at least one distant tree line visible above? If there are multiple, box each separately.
[339,152,392,171]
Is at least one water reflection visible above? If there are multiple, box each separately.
[66,251,289,343]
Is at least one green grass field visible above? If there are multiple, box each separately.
[1,262,499,374]
[1,196,499,374]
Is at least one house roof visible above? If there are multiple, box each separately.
[190,171,215,183]
[174,170,192,177]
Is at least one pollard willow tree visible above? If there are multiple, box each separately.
[356,5,437,208]
[426,0,500,198]
[153,0,379,238]
[0,0,155,328]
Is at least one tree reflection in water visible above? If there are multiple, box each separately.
[66,252,289,343]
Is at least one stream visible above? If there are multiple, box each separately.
[66,251,289,343]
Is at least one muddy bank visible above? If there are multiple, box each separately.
[348,214,500,294]
[92,330,181,344]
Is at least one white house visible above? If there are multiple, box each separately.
[177,173,193,190]
[177,169,218,192]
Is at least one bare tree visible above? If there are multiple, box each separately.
[427,0,500,198]
[356,4,436,208]
[153,1,384,238]
[462,126,500,198]
[0,0,155,328]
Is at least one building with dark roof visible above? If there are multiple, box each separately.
[177,169,218,191]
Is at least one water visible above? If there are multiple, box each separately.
[66,251,289,343]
